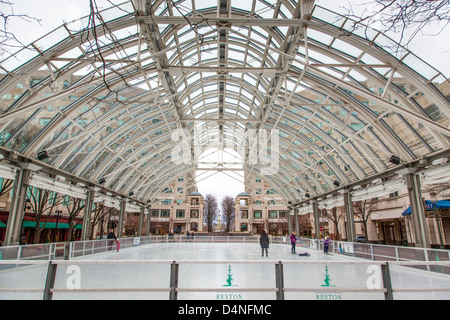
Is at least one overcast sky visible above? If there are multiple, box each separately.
[4,0,450,204]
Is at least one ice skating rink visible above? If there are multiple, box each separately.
[1,242,450,300]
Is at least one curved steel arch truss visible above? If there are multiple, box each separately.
[0,0,449,203]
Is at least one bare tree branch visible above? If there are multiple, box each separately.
[0,1,41,56]
[343,0,450,47]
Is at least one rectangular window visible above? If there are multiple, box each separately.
[176,210,185,218]
[160,210,170,218]
[63,196,70,207]
[190,210,199,218]
[389,191,399,198]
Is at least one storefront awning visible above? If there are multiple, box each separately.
[402,200,450,216]
[22,221,82,229]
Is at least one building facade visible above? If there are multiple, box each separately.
[309,186,450,249]
[147,172,204,235]
[234,174,289,236]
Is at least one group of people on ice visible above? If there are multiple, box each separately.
[259,230,331,257]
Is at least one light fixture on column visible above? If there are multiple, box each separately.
[98,177,106,185]
[389,155,401,165]
[333,180,340,187]
[305,192,310,198]
[37,150,49,161]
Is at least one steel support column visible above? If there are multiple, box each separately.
[117,199,126,238]
[343,190,355,242]
[81,188,95,241]
[405,171,430,248]
[138,206,145,237]
[288,208,293,235]
[4,168,31,246]
[312,201,320,239]
[146,208,151,236]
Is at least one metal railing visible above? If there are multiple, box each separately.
[298,238,450,275]
[0,235,289,261]
[1,235,449,265]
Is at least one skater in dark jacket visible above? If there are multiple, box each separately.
[260,230,269,257]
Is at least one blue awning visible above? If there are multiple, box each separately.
[402,200,450,216]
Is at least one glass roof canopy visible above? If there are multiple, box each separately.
[0,0,449,204]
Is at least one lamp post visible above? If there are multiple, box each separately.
[100,216,105,239]
[53,210,62,242]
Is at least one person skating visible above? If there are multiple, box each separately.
[116,239,121,252]
[260,230,269,257]
[107,230,117,251]
[290,231,297,254]
[324,236,331,254]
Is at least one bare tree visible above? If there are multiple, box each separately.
[64,196,85,241]
[27,186,63,243]
[343,0,450,47]
[324,206,346,240]
[221,196,235,232]
[353,199,375,241]
[203,194,218,232]
[90,202,116,239]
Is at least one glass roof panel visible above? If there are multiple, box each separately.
[0,0,447,203]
